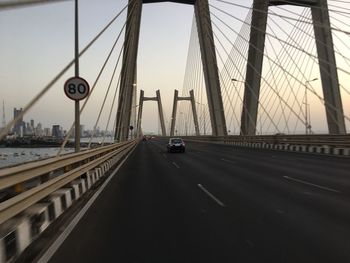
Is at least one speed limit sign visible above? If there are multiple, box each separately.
[64,77,90,101]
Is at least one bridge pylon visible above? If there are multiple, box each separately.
[115,0,142,142]
[136,90,167,136]
[170,89,200,136]
[116,0,227,141]
[241,0,346,135]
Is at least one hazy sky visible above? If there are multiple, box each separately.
[0,0,201,133]
[0,0,349,135]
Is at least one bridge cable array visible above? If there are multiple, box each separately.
[0,2,130,149]
[177,0,349,135]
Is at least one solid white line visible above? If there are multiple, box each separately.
[283,176,341,194]
[36,146,137,263]
[221,158,236,164]
[172,162,180,169]
[197,184,226,207]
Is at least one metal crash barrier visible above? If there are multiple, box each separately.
[0,139,137,262]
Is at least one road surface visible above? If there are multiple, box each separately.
[47,139,350,263]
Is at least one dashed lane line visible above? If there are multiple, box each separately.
[198,184,226,207]
[283,176,341,194]
[172,162,180,169]
[221,158,236,164]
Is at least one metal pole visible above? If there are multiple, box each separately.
[203,106,206,135]
[75,0,80,152]
[305,85,308,135]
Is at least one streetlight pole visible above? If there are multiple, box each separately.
[304,78,318,134]
[196,102,206,135]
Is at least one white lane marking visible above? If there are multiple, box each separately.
[36,147,137,263]
[172,162,180,169]
[283,176,341,194]
[221,158,236,164]
[197,184,226,207]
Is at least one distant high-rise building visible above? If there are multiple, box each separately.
[52,125,62,138]
[30,119,34,129]
[36,123,43,136]
[13,108,25,136]
[2,101,6,128]
[44,128,51,137]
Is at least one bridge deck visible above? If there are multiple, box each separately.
[47,139,350,262]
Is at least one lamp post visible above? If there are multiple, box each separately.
[304,78,318,134]
[196,102,206,135]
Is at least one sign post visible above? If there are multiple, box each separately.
[64,76,90,152]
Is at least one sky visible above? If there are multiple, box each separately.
[0,0,349,135]
[0,0,200,134]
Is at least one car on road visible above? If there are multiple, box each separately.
[167,138,185,153]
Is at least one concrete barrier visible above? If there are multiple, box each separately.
[227,139,349,157]
[0,217,31,263]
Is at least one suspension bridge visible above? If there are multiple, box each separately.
[0,0,350,262]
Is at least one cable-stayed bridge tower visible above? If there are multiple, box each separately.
[115,0,227,141]
[241,0,346,135]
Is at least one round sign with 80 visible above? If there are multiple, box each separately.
[64,77,90,101]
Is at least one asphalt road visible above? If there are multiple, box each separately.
[48,139,350,263]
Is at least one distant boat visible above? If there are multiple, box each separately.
[0,156,6,160]
[21,152,25,155]
[13,153,19,157]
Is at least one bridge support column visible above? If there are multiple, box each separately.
[240,0,268,136]
[170,90,178,136]
[195,0,227,136]
[243,0,346,135]
[189,90,200,136]
[170,89,200,136]
[156,90,167,136]
[115,0,142,141]
[137,90,166,136]
[311,0,346,134]
[136,90,144,137]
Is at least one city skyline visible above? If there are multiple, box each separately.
[0,105,113,138]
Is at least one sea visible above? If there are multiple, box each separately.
[0,137,114,169]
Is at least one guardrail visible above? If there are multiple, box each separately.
[0,139,137,262]
[181,134,350,155]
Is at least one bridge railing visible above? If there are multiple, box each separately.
[0,139,137,225]
[182,134,350,148]
[179,134,350,156]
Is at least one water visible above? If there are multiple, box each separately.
[0,147,74,169]
[0,137,114,169]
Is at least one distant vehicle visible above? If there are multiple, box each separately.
[167,138,185,153]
